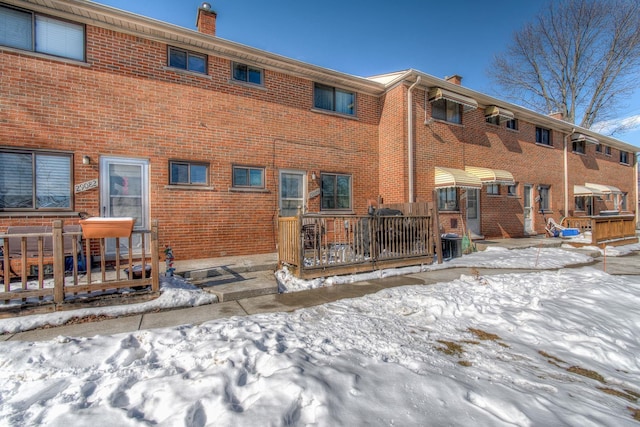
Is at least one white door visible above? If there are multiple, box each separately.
[466,189,480,236]
[279,170,306,217]
[524,184,534,234]
[100,157,149,256]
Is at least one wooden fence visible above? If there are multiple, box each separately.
[562,215,637,247]
[278,204,440,279]
[1,219,159,315]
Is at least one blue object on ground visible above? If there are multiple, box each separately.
[561,228,580,237]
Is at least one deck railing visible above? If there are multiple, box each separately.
[278,208,438,279]
[1,219,159,313]
[562,215,637,247]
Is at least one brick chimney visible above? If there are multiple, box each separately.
[548,111,564,120]
[445,75,463,85]
[196,2,217,36]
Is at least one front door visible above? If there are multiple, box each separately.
[100,157,149,256]
[279,170,306,217]
[524,184,534,234]
[466,189,480,237]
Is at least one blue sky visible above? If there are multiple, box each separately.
[92,0,640,148]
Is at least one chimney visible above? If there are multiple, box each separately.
[196,2,217,36]
[548,111,564,120]
[445,75,463,85]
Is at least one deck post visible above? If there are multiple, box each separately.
[52,220,65,304]
[151,220,160,292]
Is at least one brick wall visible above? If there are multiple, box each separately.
[0,24,380,259]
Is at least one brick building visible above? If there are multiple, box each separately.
[1,0,638,261]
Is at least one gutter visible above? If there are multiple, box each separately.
[563,128,575,217]
[407,76,421,203]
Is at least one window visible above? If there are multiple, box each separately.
[507,183,518,196]
[620,151,629,164]
[487,184,500,195]
[168,47,207,74]
[0,150,72,210]
[232,166,265,189]
[486,115,499,126]
[431,99,462,124]
[575,196,585,212]
[506,119,518,130]
[572,140,585,154]
[314,84,355,115]
[232,62,263,85]
[538,185,550,211]
[321,173,352,210]
[536,127,552,146]
[169,161,208,185]
[605,146,611,156]
[595,144,602,153]
[0,5,84,61]
[621,192,628,211]
[437,188,458,211]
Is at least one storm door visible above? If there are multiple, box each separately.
[524,184,534,234]
[466,189,480,236]
[100,157,149,256]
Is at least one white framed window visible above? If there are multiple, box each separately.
[0,5,85,61]
[507,183,518,196]
[572,140,585,154]
[620,151,629,165]
[538,185,550,211]
[506,119,518,130]
[487,184,500,195]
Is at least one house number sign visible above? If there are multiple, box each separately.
[75,179,98,193]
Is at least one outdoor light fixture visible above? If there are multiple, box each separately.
[82,155,91,165]
[311,172,316,180]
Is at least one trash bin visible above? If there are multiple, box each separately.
[441,234,462,259]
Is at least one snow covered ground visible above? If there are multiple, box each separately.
[1,245,639,426]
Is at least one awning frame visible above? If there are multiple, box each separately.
[573,185,604,197]
[484,105,515,121]
[584,182,622,195]
[465,166,515,185]
[435,167,482,189]
[428,88,478,112]
[571,133,599,145]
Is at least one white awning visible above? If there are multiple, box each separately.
[571,133,599,145]
[435,167,482,189]
[584,182,622,194]
[428,88,478,111]
[484,105,514,121]
[465,166,515,185]
[574,185,604,197]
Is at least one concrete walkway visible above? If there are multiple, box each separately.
[4,236,640,342]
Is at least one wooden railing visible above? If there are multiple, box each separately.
[278,209,438,279]
[1,219,159,313]
[562,215,637,247]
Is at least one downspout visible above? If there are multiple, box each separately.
[407,76,421,203]
[635,153,639,229]
[563,128,575,217]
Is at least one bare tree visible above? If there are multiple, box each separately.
[489,0,640,131]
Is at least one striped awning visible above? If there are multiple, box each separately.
[465,166,515,185]
[435,167,482,189]
[571,133,599,145]
[484,105,515,121]
[428,88,478,111]
[584,183,622,194]
[574,185,604,197]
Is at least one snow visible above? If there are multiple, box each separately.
[1,245,639,426]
